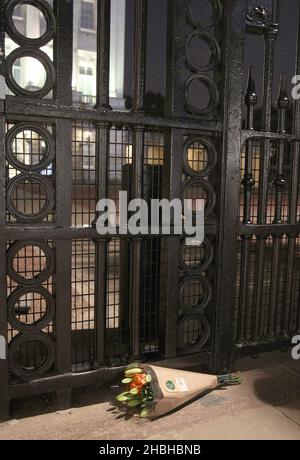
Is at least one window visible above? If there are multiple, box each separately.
[79,66,93,77]
[13,5,23,20]
[80,1,95,31]
[78,65,95,98]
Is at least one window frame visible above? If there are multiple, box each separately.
[80,0,96,33]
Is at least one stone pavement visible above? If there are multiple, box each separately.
[0,351,299,440]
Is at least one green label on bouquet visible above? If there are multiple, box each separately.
[165,379,176,391]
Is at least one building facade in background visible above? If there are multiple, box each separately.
[5,0,126,109]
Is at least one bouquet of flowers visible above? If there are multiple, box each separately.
[116,363,241,419]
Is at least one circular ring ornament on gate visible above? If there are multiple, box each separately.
[183,137,217,178]
[185,74,219,115]
[183,178,216,216]
[6,123,55,173]
[186,30,221,73]
[8,332,55,380]
[180,237,213,273]
[179,274,212,313]
[177,313,210,352]
[6,173,55,222]
[7,240,54,285]
[187,0,222,29]
[5,0,55,47]
[8,286,54,332]
[5,48,55,98]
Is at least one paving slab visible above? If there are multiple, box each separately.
[164,406,300,440]
[0,351,299,440]
[275,399,300,426]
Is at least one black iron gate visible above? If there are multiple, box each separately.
[0,0,299,419]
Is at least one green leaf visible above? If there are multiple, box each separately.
[127,399,141,408]
[130,388,139,395]
[116,391,130,398]
[125,368,143,376]
[140,408,150,418]
[116,395,129,402]
[125,362,140,370]
[122,378,132,384]
[146,374,152,383]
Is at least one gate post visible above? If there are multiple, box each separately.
[0,238,9,421]
[212,0,248,373]
[159,0,188,358]
[0,0,9,421]
[54,0,73,409]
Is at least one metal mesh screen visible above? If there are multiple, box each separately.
[240,139,294,224]
[71,239,96,371]
[234,233,300,344]
[72,122,96,228]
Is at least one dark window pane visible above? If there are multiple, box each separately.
[80,1,94,30]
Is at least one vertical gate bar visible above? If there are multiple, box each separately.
[213,0,248,372]
[290,141,300,224]
[160,0,187,358]
[128,1,148,359]
[94,1,111,364]
[274,74,288,224]
[0,241,8,420]
[236,235,251,344]
[0,0,5,234]
[165,0,187,117]
[268,234,281,337]
[55,119,72,408]
[258,25,277,224]
[95,0,111,110]
[294,8,300,330]
[95,238,107,366]
[262,28,277,132]
[290,5,300,225]
[56,119,72,228]
[55,240,72,407]
[242,140,254,224]
[94,123,110,366]
[273,140,284,224]
[53,0,73,407]
[0,0,9,419]
[130,239,142,360]
[258,137,270,225]
[252,235,267,340]
[283,4,300,335]
[132,0,148,112]
[283,235,296,334]
[130,126,145,360]
[0,0,4,85]
[0,112,9,419]
[159,130,182,358]
[272,0,279,23]
[243,67,257,224]
[53,0,73,104]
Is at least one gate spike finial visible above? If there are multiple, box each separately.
[245,66,257,130]
[277,72,289,133]
[245,65,257,106]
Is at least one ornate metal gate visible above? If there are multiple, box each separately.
[234,2,300,356]
[0,0,299,419]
